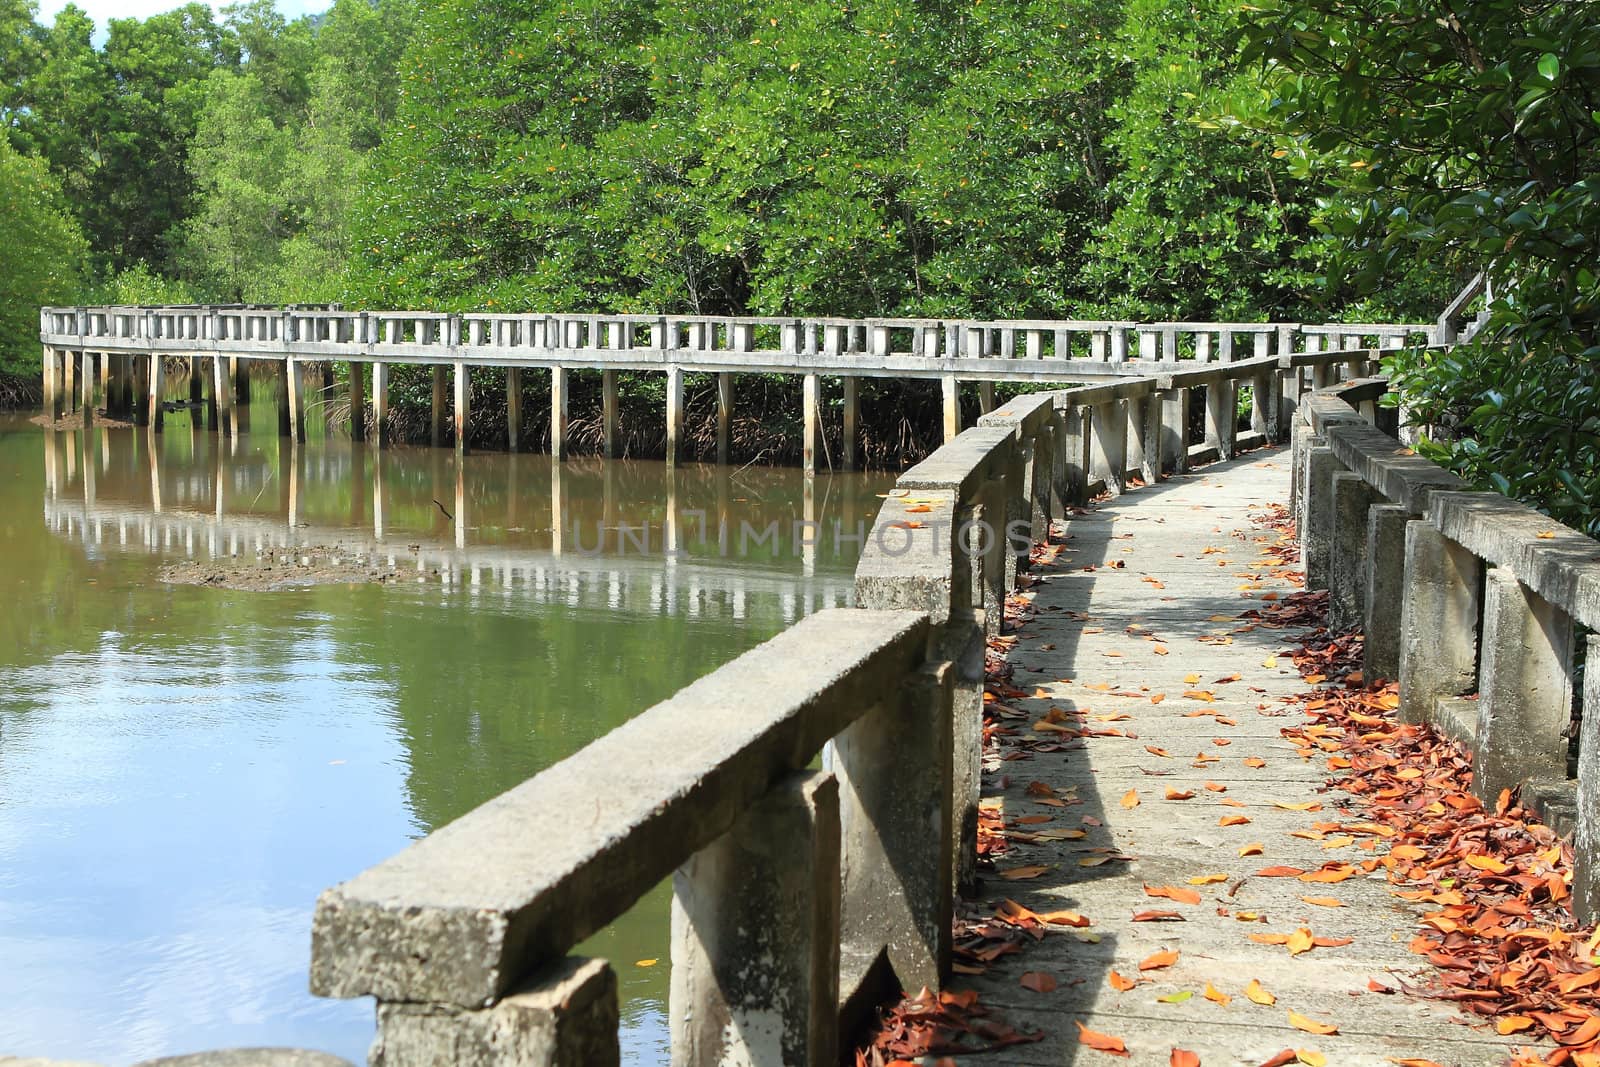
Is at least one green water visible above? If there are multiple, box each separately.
[0,403,889,1064]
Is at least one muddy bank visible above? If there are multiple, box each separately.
[161,544,442,591]
[31,411,137,431]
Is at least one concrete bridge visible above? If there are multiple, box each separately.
[38,305,1432,472]
[31,297,1597,1066]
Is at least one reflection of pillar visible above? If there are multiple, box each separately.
[550,457,564,557]
[214,431,224,519]
[716,372,733,466]
[148,428,163,513]
[277,437,291,518]
[453,361,470,455]
[602,369,619,458]
[715,465,730,556]
[348,362,367,442]
[802,373,821,477]
[80,352,94,427]
[350,444,367,527]
[664,461,679,557]
[454,458,466,548]
[430,366,447,447]
[601,457,616,534]
[80,429,95,512]
[148,354,166,433]
[665,366,683,466]
[802,474,816,579]
[550,367,568,460]
[506,367,521,452]
[287,442,301,530]
[841,377,858,470]
[43,428,59,497]
[372,362,389,448]
[286,358,306,441]
[373,450,386,541]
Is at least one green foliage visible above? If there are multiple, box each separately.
[0,136,87,373]
[1232,0,1600,531]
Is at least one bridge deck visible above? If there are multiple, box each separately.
[960,446,1524,1066]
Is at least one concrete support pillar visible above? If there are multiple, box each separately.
[1158,387,1188,475]
[665,366,684,466]
[1573,634,1600,921]
[234,357,251,406]
[831,663,953,994]
[1397,521,1482,724]
[285,358,306,442]
[1473,568,1573,803]
[347,361,366,441]
[671,772,839,1067]
[189,355,203,405]
[430,366,447,447]
[1302,445,1342,589]
[98,351,109,409]
[1363,504,1410,682]
[550,367,568,461]
[506,367,522,452]
[63,349,76,413]
[1058,406,1089,505]
[373,363,390,449]
[372,957,620,1067]
[802,372,821,477]
[453,361,471,455]
[1128,392,1159,484]
[841,377,858,471]
[976,381,995,415]
[1328,472,1382,631]
[1204,380,1236,461]
[79,352,94,427]
[1252,369,1276,441]
[941,375,960,443]
[212,355,233,436]
[276,359,291,437]
[716,372,733,466]
[1089,400,1127,496]
[147,353,165,433]
[42,347,57,419]
[602,370,620,459]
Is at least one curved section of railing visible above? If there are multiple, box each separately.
[1292,380,1600,924]
[297,347,1372,1066]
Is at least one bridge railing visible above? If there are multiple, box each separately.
[41,304,1431,371]
[305,349,1373,1065]
[1292,378,1600,923]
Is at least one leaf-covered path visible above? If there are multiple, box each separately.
[950,445,1531,1066]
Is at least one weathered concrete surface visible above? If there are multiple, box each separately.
[960,446,1530,1066]
[312,609,929,1007]
[133,1051,354,1067]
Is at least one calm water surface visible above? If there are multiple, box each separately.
[0,402,889,1064]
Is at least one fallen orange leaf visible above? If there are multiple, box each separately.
[1145,884,1203,905]
[1244,979,1276,1005]
[1109,970,1138,991]
[1020,971,1058,993]
[1287,1010,1338,1035]
[1204,981,1231,1006]
[1121,789,1140,809]
[1076,1020,1129,1056]
[1140,948,1180,971]
[1171,1051,1200,1067]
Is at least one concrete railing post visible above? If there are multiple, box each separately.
[1158,387,1188,475]
[1397,521,1482,724]
[1328,472,1383,631]
[1472,569,1574,803]
[1300,445,1343,589]
[1089,400,1127,495]
[670,771,840,1067]
[1204,379,1236,461]
[1363,503,1410,681]
[1057,405,1090,505]
[831,661,954,996]
[1574,634,1600,921]
[372,957,620,1067]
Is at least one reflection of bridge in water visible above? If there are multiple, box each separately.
[40,426,883,621]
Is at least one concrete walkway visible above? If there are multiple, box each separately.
[962,445,1525,1066]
